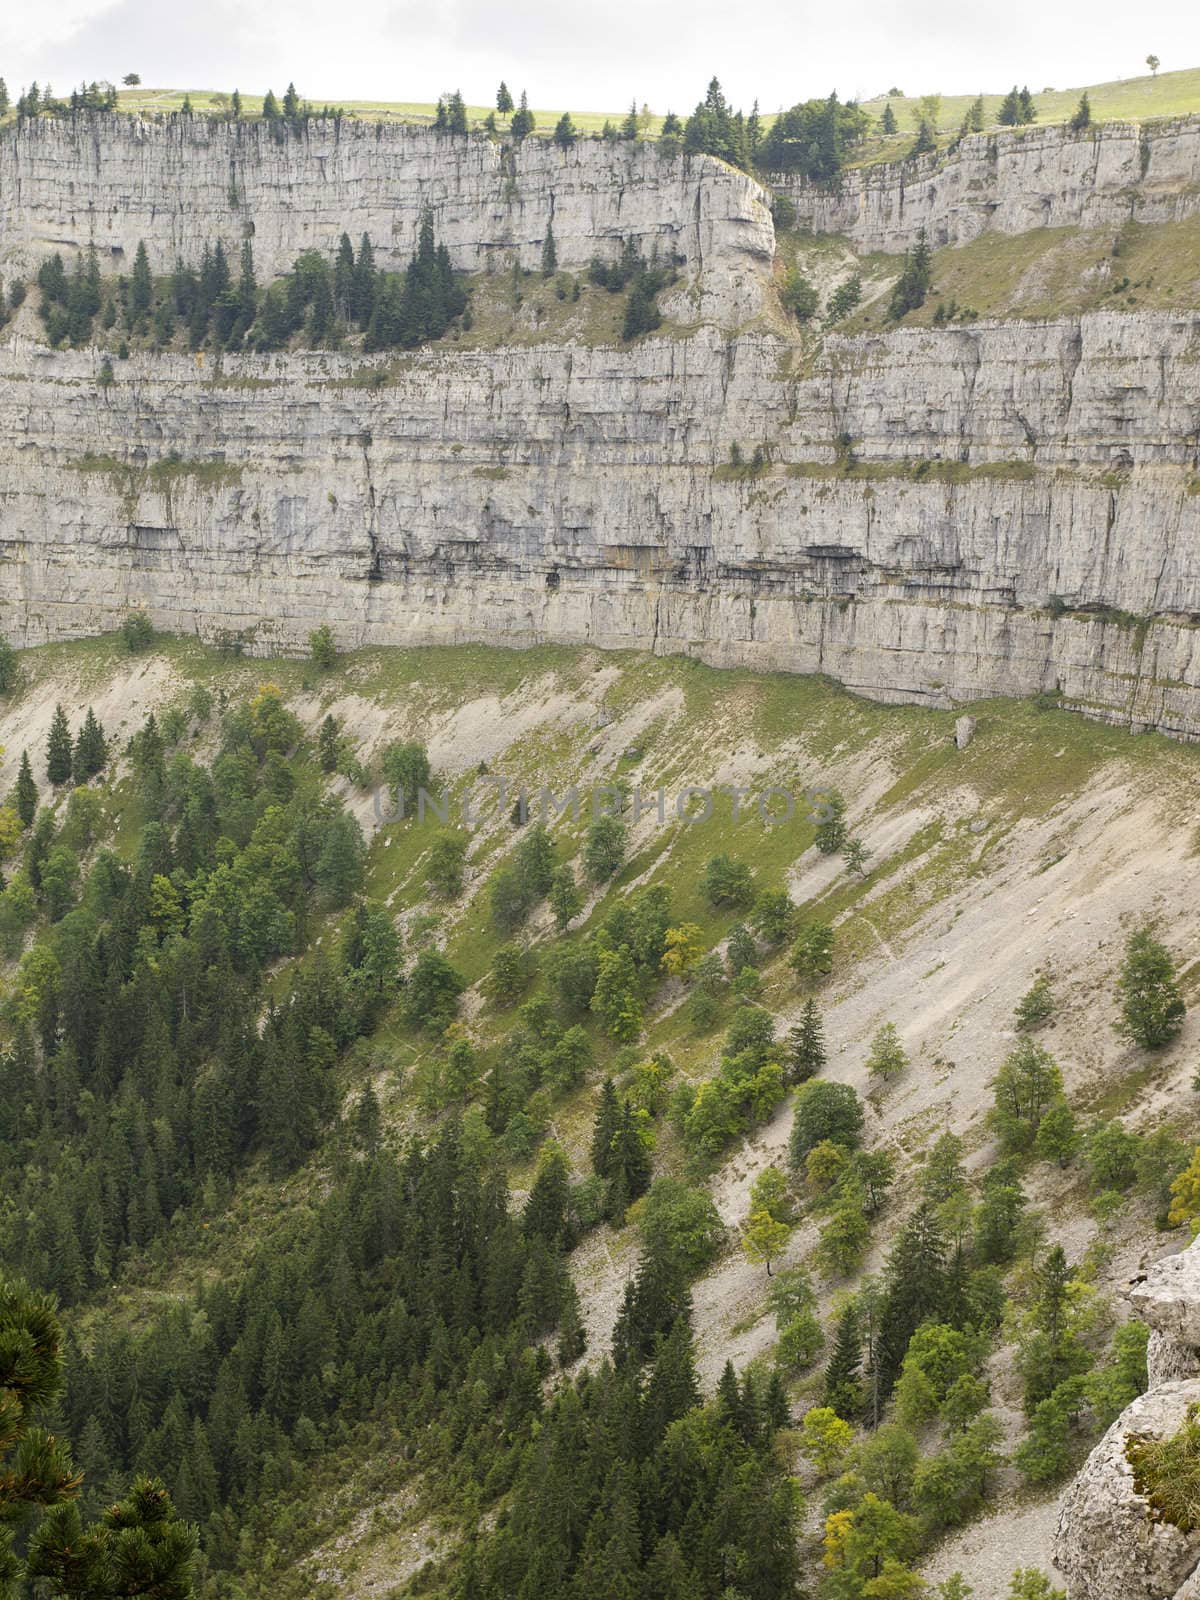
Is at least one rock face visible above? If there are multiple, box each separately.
[3,307,1200,734]
[770,118,1200,252]
[0,116,773,323]
[1056,1238,1200,1600]
[2,115,1200,734]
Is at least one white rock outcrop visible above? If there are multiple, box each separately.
[0,116,773,323]
[3,308,1200,733]
[770,118,1200,252]
[2,116,1200,735]
[1057,1238,1200,1600]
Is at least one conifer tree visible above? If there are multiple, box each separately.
[591,1079,621,1179]
[46,703,73,784]
[72,707,107,781]
[541,223,558,276]
[881,101,897,134]
[511,90,535,141]
[496,81,514,117]
[784,998,826,1083]
[552,111,577,148]
[997,86,1021,126]
[130,240,153,318]
[15,748,37,826]
[318,713,339,774]
[825,1300,864,1420]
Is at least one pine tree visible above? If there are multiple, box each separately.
[318,714,339,773]
[262,88,280,120]
[784,998,826,1083]
[591,1078,621,1178]
[967,95,985,132]
[541,223,558,277]
[881,102,897,135]
[16,749,37,826]
[825,1301,864,1420]
[71,707,107,781]
[997,87,1021,127]
[1018,86,1037,124]
[888,228,933,319]
[46,704,73,784]
[130,240,153,318]
[553,112,577,149]
[548,864,581,930]
[511,90,535,141]
[237,238,257,327]
[496,82,514,117]
[350,233,375,327]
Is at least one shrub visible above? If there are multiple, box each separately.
[789,1080,864,1166]
[637,1178,725,1275]
[120,609,154,652]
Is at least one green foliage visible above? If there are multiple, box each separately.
[681,1008,786,1156]
[15,750,37,827]
[1084,1118,1140,1191]
[1006,1573,1065,1600]
[46,705,73,785]
[583,813,627,882]
[761,91,870,179]
[789,1079,864,1165]
[0,636,18,695]
[814,789,847,853]
[403,947,466,1030]
[639,1178,725,1275]
[701,852,755,909]
[120,609,155,652]
[784,998,826,1084]
[1126,1402,1200,1532]
[866,1021,907,1079]
[426,829,468,897]
[888,228,933,319]
[826,275,864,324]
[1015,972,1054,1029]
[991,1037,1066,1153]
[308,624,336,669]
[1034,1099,1080,1166]
[800,1404,854,1475]
[1115,928,1185,1048]
[488,941,538,1003]
[998,86,1038,126]
[781,267,819,320]
[789,920,834,984]
[1070,92,1092,131]
[0,1273,196,1599]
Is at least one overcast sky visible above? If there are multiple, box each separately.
[2,0,1197,112]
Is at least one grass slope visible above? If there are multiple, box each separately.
[106,63,1200,139]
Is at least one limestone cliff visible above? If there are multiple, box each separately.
[0,115,772,322]
[771,117,1200,251]
[2,115,1200,735]
[1056,1237,1200,1600]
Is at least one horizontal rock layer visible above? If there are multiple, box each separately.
[3,310,1200,734]
[0,116,773,323]
[771,118,1200,252]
